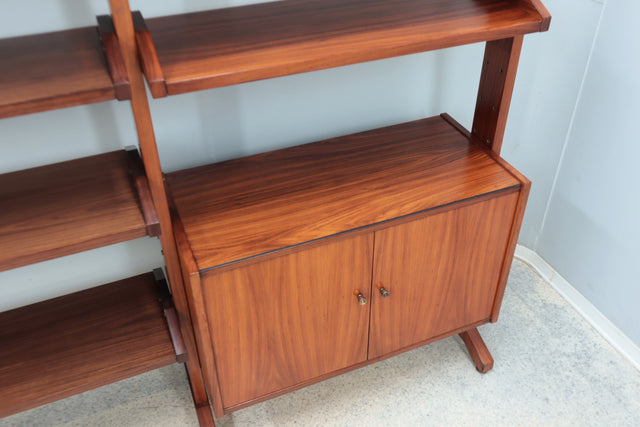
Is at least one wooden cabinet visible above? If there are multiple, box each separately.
[191,190,519,409]
[167,116,530,415]
[2,0,550,423]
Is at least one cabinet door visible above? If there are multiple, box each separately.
[368,193,518,359]
[200,234,373,409]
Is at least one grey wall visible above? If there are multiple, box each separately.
[3,0,636,348]
[536,0,640,345]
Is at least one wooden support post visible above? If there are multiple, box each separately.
[471,36,523,154]
[107,1,214,425]
[460,328,494,373]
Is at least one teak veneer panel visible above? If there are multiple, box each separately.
[0,27,118,119]
[141,0,548,96]
[0,273,177,418]
[166,115,520,270]
[0,150,151,271]
[369,192,518,358]
[202,234,373,408]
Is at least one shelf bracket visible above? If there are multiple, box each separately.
[132,11,167,98]
[154,268,188,362]
[125,147,161,236]
[97,15,132,100]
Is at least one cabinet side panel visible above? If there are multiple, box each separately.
[369,192,518,358]
[172,212,224,417]
[201,234,372,409]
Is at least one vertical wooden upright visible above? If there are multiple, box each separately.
[106,1,214,425]
[471,36,524,154]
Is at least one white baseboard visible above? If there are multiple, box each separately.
[515,244,640,372]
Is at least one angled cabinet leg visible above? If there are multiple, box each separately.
[195,403,216,427]
[459,328,494,373]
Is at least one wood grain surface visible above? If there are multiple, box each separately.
[97,15,132,100]
[140,0,548,95]
[200,234,372,408]
[472,36,523,153]
[0,150,149,271]
[0,27,116,118]
[0,273,176,418]
[368,192,518,358]
[108,0,214,418]
[167,116,520,271]
[132,11,167,98]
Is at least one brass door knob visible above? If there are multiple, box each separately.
[356,293,367,305]
[379,287,391,298]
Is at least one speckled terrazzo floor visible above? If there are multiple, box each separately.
[2,259,640,427]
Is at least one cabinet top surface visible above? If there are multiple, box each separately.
[167,116,522,271]
[143,0,549,95]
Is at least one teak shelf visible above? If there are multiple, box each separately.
[0,272,180,418]
[1,0,550,424]
[0,149,159,272]
[0,4,173,422]
[134,0,550,97]
[0,24,128,119]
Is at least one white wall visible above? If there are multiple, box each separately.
[536,0,640,345]
[0,0,616,333]
[502,0,604,245]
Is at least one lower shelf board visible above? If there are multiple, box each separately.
[0,272,178,418]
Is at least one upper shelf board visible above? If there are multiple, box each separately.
[137,0,550,97]
[0,24,128,119]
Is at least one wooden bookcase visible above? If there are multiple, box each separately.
[0,12,180,421]
[1,0,550,425]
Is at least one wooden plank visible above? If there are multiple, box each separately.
[138,0,549,96]
[108,0,212,418]
[0,273,177,418]
[0,27,116,118]
[166,115,521,271]
[0,150,149,271]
